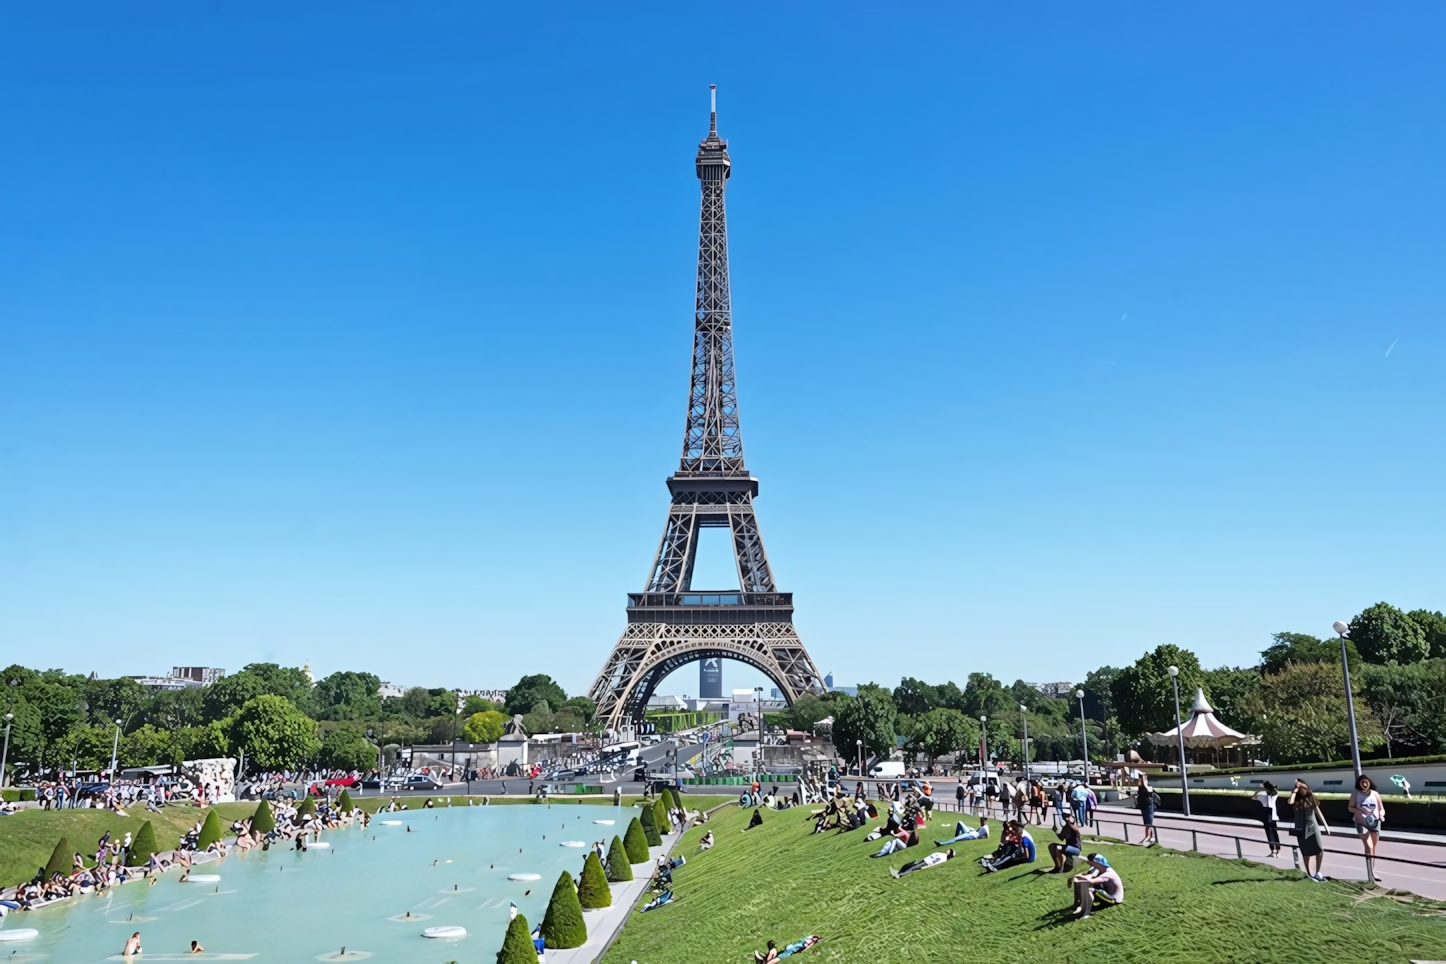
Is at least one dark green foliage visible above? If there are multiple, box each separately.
[624,818,650,863]
[1350,602,1430,665]
[833,683,898,761]
[496,913,536,964]
[540,870,587,949]
[196,809,224,850]
[338,788,354,811]
[1110,645,1207,737]
[296,795,316,821]
[1259,632,1359,675]
[606,835,634,881]
[505,674,568,717]
[639,801,661,846]
[578,851,612,908]
[251,798,276,833]
[130,821,158,864]
[45,837,74,877]
[653,797,672,835]
[1409,610,1446,660]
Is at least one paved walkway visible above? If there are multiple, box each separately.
[1084,805,1446,900]
[546,827,684,964]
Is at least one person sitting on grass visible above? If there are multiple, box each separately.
[754,939,780,963]
[935,817,989,846]
[699,830,715,851]
[1048,813,1083,873]
[745,808,764,831]
[890,849,954,878]
[1070,853,1124,918]
[979,821,1035,873]
[863,810,903,842]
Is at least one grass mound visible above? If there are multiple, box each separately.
[603,805,1446,964]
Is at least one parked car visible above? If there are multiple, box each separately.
[403,775,444,791]
[359,778,383,790]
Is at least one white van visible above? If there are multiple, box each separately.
[870,761,906,778]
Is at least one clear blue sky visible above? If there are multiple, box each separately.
[3,4,1443,697]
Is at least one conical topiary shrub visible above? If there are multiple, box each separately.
[45,837,74,877]
[251,799,276,834]
[623,818,650,864]
[540,870,587,949]
[577,851,612,909]
[296,796,316,821]
[665,787,681,811]
[653,797,672,835]
[605,835,633,881]
[496,912,535,964]
[338,788,354,811]
[639,802,661,847]
[196,809,224,850]
[130,821,158,864]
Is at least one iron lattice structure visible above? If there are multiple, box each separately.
[589,90,824,733]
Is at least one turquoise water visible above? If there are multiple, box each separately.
[0,802,639,961]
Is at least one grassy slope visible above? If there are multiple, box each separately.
[603,805,1446,964]
[0,795,732,888]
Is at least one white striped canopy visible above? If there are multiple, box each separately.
[1147,688,1258,749]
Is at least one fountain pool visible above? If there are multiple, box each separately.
[0,802,639,961]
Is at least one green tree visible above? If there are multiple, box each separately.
[639,800,661,846]
[251,799,276,834]
[143,686,205,730]
[130,821,158,864]
[462,710,508,744]
[559,695,596,724]
[496,913,536,964]
[81,676,151,728]
[1349,602,1429,665]
[121,724,176,767]
[1243,661,1383,763]
[605,835,633,881]
[1200,666,1262,733]
[1110,645,1207,738]
[462,694,503,716]
[960,673,1012,719]
[196,809,224,850]
[394,686,435,720]
[313,671,382,721]
[623,818,649,863]
[227,695,320,770]
[540,870,587,949]
[202,672,272,724]
[505,675,568,717]
[577,850,612,908]
[914,708,975,766]
[832,683,897,762]
[318,724,378,771]
[522,701,555,735]
[1407,610,1446,661]
[892,677,939,716]
[239,663,316,714]
[46,837,75,876]
[652,797,672,835]
[1260,632,1359,675]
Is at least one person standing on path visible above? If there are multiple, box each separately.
[1288,779,1331,881]
[1253,781,1282,857]
[955,782,965,813]
[1348,775,1385,882]
[1135,774,1160,847]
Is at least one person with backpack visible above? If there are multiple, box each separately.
[1348,774,1385,882]
[1136,773,1160,846]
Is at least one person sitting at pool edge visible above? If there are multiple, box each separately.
[190,940,205,954]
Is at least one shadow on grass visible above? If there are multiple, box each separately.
[1209,878,1278,885]
[1032,907,1078,930]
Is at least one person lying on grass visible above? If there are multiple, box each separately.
[1070,853,1124,919]
[935,817,989,846]
[754,935,824,961]
[869,829,919,857]
[978,820,1035,873]
[891,849,954,878]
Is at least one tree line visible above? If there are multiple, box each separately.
[768,601,1446,768]
[0,664,591,780]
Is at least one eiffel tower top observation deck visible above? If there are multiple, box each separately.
[587,87,823,732]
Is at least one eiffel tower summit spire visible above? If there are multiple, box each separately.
[587,87,824,734]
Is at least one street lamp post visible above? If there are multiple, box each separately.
[451,690,460,788]
[109,719,123,784]
[979,716,988,769]
[0,712,12,790]
[855,739,863,783]
[1333,621,1364,779]
[1075,689,1089,784]
[1167,666,1191,817]
[754,687,764,780]
[1019,704,1030,784]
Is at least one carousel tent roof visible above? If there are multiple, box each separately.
[1147,688,1259,748]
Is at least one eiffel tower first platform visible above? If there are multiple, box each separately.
[587,88,824,734]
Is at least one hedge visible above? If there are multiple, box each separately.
[496,912,536,964]
[606,835,633,881]
[540,870,587,949]
[624,818,650,863]
[578,851,612,909]
[653,797,673,835]
[338,788,354,811]
[251,799,276,834]
[639,802,662,847]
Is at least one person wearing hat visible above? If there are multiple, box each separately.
[1070,853,1124,919]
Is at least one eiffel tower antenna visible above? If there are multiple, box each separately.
[588,87,824,735]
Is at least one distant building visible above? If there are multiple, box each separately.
[172,666,226,686]
[1036,682,1076,699]
[378,681,408,699]
[698,658,723,699]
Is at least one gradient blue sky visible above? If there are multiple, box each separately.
[3,4,1443,697]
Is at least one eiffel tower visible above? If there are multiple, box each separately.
[587,87,824,734]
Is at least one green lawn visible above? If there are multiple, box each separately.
[602,805,1446,964]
